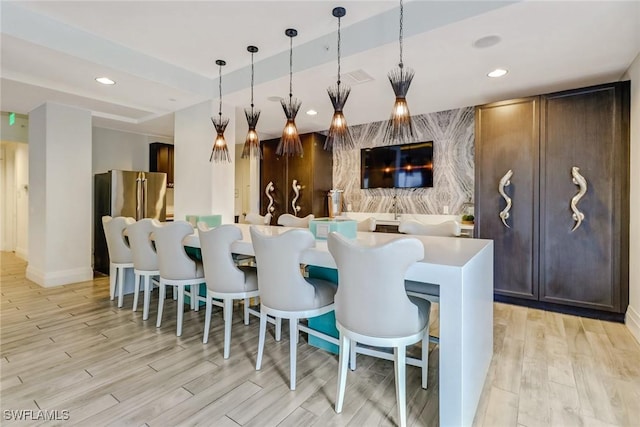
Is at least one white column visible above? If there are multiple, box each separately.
[249,153,260,214]
[174,100,235,223]
[26,103,93,287]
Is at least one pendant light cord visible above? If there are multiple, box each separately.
[289,36,293,102]
[218,63,223,118]
[337,15,342,87]
[250,52,255,110]
[399,0,404,69]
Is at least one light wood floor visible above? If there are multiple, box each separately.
[1,252,639,426]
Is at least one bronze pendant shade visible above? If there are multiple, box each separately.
[210,59,231,163]
[242,45,262,159]
[325,6,354,151]
[276,28,303,157]
[383,0,416,144]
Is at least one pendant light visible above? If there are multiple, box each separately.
[242,45,262,159]
[276,28,303,157]
[325,6,354,151]
[210,59,231,163]
[383,0,415,144]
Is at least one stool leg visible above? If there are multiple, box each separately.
[132,273,141,312]
[394,346,407,427]
[223,298,233,359]
[244,298,250,325]
[142,276,151,321]
[335,333,350,413]
[117,267,125,308]
[421,332,428,389]
[275,317,282,342]
[156,284,166,328]
[203,293,213,344]
[177,287,185,336]
[109,263,116,300]
[289,317,298,390]
[349,340,357,371]
[256,309,267,370]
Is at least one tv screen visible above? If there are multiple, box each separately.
[361,141,433,189]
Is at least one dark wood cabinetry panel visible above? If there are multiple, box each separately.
[475,97,540,299]
[260,139,286,222]
[260,133,332,223]
[149,143,174,187]
[475,81,629,317]
[540,82,629,312]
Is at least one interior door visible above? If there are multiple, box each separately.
[475,97,540,299]
[539,82,628,311]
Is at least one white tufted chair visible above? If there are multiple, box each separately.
[398,219,458,345]
[250,226,337,390]
[398,219,461,237]
[328,232,430,427]
[153,220,204,336]
[198,224,261,358]
[277,213,314,228]
[126,218,161,320]
[356,217,377,232]
[245,212,273,225]
[102,216,135,308]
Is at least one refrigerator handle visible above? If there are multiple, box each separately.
[136,177,143,220]
[143,178,148,218]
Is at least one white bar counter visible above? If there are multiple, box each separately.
[184,224,494,427]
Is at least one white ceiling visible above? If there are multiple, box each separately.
[1,1,639,141]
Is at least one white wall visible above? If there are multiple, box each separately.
[624,53,640,343]
[27,103,93,287]
[92,127,150,174]
[234,145,250,217]
[174,100,235,224]
[14,143,28,259]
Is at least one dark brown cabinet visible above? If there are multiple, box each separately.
[149,143,174,187]
[260,133,333,223]
[475,81,629,316]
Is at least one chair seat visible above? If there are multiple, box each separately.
[404,280,439,298]
[238,266,259,292]
[306,277,338,310]
[408,296,430,332]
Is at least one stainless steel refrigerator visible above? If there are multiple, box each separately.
[94,170,167,274]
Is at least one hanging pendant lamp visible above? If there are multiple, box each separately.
[325,6,354,151]
[210,59,231,163]
[242,45,262,159]
[276,28,303,157]
[383,0,415,144]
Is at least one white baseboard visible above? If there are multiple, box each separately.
[15,247,28,261]
[626,305,640,345]
[26,265,93,288]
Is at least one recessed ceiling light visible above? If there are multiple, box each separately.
[95,77,115,85]
[487,68,508,78]
[306,109,318,116]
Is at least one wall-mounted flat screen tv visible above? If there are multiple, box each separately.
[361,141,433,189]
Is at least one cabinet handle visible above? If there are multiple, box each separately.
[291,179,302,216]
[265,181,275,214]
[570,167,587,232]
[498,170,513,229]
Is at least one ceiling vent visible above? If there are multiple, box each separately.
[342,69,374,85]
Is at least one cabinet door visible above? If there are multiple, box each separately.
[540,82,629,312]
[287,143,312,217]
[260,138,287,223]
[475,98,540,299]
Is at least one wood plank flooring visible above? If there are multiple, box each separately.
[1,252,639,426]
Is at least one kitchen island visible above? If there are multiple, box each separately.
[184,224,493,426]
